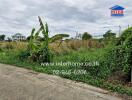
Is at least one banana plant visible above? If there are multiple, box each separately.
[28,16,69,62]
[28,16,51,62]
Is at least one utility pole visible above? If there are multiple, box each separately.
[130,26,132,83]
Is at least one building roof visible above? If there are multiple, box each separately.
[12,33,25,37]
[110,5,125,10]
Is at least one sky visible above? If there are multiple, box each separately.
[0,0,132,38]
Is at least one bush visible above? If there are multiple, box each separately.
[123,35,132,73]
[18,50,30,61]
[38,49,53,63]
[105,46,131,73]
[116,27,132,45]
[82,32,92,40]
[124,34,132,47]
[104,35,132,76]
[0,48,3,52]
[104,28,132,80]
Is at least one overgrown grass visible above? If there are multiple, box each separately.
[0,47,132,96]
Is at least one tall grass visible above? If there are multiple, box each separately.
[50,39,104,55]
[0,42,27,51]
[0,46,131,96]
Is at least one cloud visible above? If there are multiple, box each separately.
[0,0,132,37]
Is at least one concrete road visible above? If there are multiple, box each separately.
[0,63,122,100]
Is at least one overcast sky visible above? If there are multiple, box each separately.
[0,0,132,37]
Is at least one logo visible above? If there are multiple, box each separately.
[110,5,125,17]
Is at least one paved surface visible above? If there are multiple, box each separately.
[0,63,122,100]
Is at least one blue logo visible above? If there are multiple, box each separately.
[110,5,125,17]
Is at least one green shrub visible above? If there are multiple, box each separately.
[104,28,132,79]
[105,46,131,72]
[116,27,132,45]
[38,49,53,63]
[124,34,132,47]
[18,50,30,61]
[123,35,132,73]
[104,36,132,75]
[82,32,92,40]
[0,48,3,52]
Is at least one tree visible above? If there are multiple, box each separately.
[103,30,116,39]
[116,27,132,45]
[0,34,5,41]
[82,32,92,40]
[50,34,69,42]
[7,37,12,42]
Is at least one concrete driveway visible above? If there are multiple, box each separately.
[0,63,122,100]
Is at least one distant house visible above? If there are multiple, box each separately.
[110,5,125,16]
[12,33,26,41]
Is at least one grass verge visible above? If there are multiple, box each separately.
[0,48,131,96]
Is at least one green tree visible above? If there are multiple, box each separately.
[117,27,132,45]
[82,32,92,40]
[103,30,116,39]
[0,34,5,41]
[50,34,69,42]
